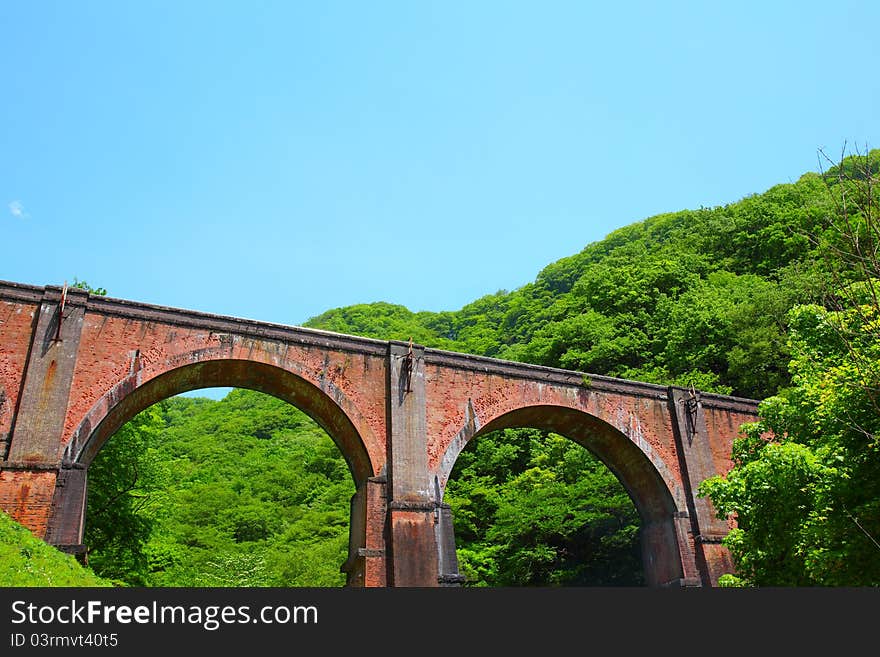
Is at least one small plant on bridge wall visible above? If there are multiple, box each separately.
[71,278,108,296]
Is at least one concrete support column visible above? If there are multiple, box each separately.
[668,387,733,586]
[640,515,699,587]
[1,286,87,542]
[386,341,440,586]
[363,476,389,587]
[672,511,702,585]
[44,465,88,557]
[435,501,465,586]
[342,475,388,587]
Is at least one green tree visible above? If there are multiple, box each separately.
[88,390,356,587]
[445,430,642,586]
[700,147,880,586]
[85,405,165,585]
[700,303,880,586]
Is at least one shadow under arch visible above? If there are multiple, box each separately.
[441,404,687,587]
[66,358,374,485]
[50,358,377,586]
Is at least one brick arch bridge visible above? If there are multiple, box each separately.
[0,281,758,587]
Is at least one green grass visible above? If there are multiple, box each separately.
[0,511,112,587]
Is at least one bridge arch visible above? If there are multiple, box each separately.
[436,404,689,586]
[49,356,378,586]
[65,357,375,484]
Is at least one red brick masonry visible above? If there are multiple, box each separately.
[0,281,759,587]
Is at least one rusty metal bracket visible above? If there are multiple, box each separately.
[403,337,414,393]
[682,384,701,442]
[54,281,69,342]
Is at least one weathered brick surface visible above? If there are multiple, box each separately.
[364,477,387,587]
[0,469,57,537]
[9,287,88,464]
[0,281,761,586]
[388,508,439,586]
[62,310,388,480]
[424,361,687,509]
[699,540,737,585]
[703,406,756,479]
[0,298,40,451]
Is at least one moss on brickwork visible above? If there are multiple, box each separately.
[0,511,111,587]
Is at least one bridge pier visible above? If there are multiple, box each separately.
[669,387,736,587]
[1,286,89,554]
[7,286,87,464]
[385,341,463,586]
[435,501,465,585]
[44,464,88,555]
[639,515,700,587]
[342,475,389,586]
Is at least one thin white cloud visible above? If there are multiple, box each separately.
[8,200,28,219]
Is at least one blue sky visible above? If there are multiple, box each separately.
[3,1,879,328]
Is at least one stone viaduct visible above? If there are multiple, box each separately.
[0,280,759,587]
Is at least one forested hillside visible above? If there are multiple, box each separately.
[308,165,838,399]
[74,149,879,587]
[85,392,353,587]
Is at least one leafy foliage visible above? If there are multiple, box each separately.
[85,406,164,585]
[305,160,849,399]
[445,430,642,586]
[82,149,880,586]
[699,148,880,586]
[87,390,355,587]
[70,278,108,296]
[700,303,880,586]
